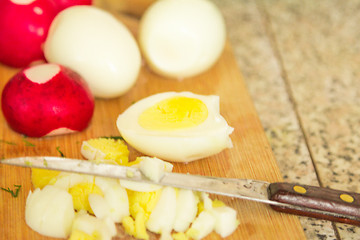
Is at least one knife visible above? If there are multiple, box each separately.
[1,156,359,226]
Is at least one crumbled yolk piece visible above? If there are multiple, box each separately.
[122,212,148,240]
[197,198,225,214]
[138,96,208,130]
[85,138,129,165]
[69,182,103,214]
[185,228,200,239]
[127,189,162,219]
[68,229,100,240]
[31,168,61,189]
[123,189,162,239]
[125,156,143,167]
[172,232,189,240]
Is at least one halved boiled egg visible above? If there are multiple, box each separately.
[116,91,233,162]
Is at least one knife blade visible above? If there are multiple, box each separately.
[1,156,360,226]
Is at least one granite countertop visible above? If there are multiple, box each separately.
[213,0,360,239]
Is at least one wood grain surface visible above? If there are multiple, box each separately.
[0,14,306,240]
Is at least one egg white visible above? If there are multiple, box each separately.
[116,91,233,162]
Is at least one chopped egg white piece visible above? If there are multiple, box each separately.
[139,156,173,182]
[70,211,117,240]
[201,192,213,211]
[25,185,75,238]
[146,186,177,235]
[186,211,216,240]
[173,189,199,232]
[213,206,239,238]
[52,173,94,191]
[120,179,162,192]
[120,156,173,192]
[93,177,129,222]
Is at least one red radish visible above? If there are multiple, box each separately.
[54,0,92,11]
[1,63,95,137]
[0,0,58,68]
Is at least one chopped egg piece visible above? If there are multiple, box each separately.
[92,177,129,222]
[174,189,199,232]
[186,211,216,240]
[31,168,61,189]
[122,214,148,240]
[146,187,177,235]
[52,173,95,191]
[69,182,103,214]
[172,232,190,240]
[213,206,239,238]
[25,185,75,238]
[70,211,116,240]
[68,229,98,240]
[120,179,162,192]
[139,156,173,182]
[124,189,162,239]
[120,156,173,192]
[81,137,129,165]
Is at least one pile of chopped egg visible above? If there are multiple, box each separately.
[26,137,239,240]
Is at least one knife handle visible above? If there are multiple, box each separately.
[268,182,360,226]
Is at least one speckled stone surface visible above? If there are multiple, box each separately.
[213,0,360,239]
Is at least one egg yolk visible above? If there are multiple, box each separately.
[84,138,129,165]
[138,96,208,130]
[69,182,104,214]
[197,198,225,215]
[68,229,100,240]
[122,189,162,240]
[172,232,190,240]
[31,168,61,189]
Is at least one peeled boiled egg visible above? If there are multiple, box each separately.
[116,92,234,162]
[44,6,141,98]
[139,0,226,79]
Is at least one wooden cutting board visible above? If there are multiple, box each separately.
[0,14,306,240]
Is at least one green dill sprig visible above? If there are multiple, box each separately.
[0,139,17,145]
[22,137,35,147]
[56,146,65,157]
[1,184,21,198]
[101,136,124,141]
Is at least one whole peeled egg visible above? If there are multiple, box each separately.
[44,6,141,98]
[139,0,226,79]
[116,92,233,162]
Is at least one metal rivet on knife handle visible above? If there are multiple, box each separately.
[293,185,306,194]
[340,193,354,203]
